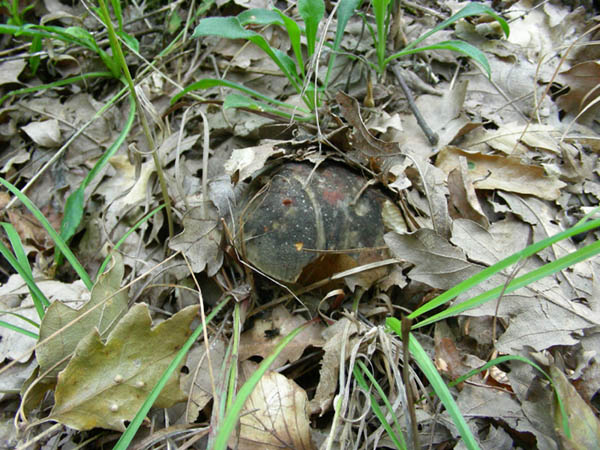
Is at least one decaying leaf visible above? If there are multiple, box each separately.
[0,276,88,363]
[385,229,482,290]
[21,120,62,148]
[49,303,198,431]
[436,146,566,200]
[239,306,324,368]
[232,360,315,450]
[36,254,128,381]
[309,318,367,415]
[0,59,25,87]
[224,143,284,182]
[169,202,223,276]
[551,365,600,449]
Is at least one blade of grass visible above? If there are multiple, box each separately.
[324,0,362,89]
[298,0,325,58]
[95,205,165,280]
[0,241,50,319]
[193,17,301,92]
[413,234,600,328]
[402,217,600,321]
[0,320,38,339]
[1,222,50,312]
[386,322,480,449]
[212,320,312,450]
[385,40,491,77]
[223,93,314,122]
[0,310,39,328]
[112,296,230,450]
[0,177,92,290]
[353,360,406,449]
[447,355,571,440]
[58,91,136,257]
[404,3,509,52]
[0,72,113,106]
[172,78,311,114]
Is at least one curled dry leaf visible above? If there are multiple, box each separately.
[436,146,566,200]
[384,229,482,290]
[232,361,315,450]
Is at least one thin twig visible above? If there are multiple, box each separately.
[391,65,438,145]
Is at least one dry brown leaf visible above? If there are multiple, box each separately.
[239,306,324,368]
[168,203,223,276]
[447,156,490,228]
[309,318,366,415]
[21,120,62,148]
[558,61,600,125]
[0,59,25,87]
[384,229,482,290]
[232,361,315,450]
[224,143,284,182]
[436,146,566,200]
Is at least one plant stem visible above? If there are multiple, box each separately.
[97,0,175,242]
[391,64,438,145]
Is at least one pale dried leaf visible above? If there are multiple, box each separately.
[239,306,325,368]
[233,361,315,450]
[0,59,25,86]
[168,203,223,276]
[21,120,62,148]
[224,143,284,182]
[385,229,482,290]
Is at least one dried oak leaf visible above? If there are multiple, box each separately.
[36,254,128,382]
[232,360,315,450]
[168,203,223,276]
[49,303,198,431]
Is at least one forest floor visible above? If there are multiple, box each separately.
[0,0,599,449]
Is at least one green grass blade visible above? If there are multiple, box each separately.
[0,177,92,290]
[58,91,136,259]
[298,0,325,57]
[113,296,231,450]
[0,240,50,320]
[0,310,39,329]
[372,0,391,74]
[0,320,38,339]
[238,8,284,26]
[402,217,600,321]
[212,321,311,450]
[192,16,301,92]
[0,72,113,106]
[447,355,571,439]
[412,234,600,329]
[387,321,480,450]
[385,40,491,77]
[404,2,509,52]
[223,93,314,122]
[324,0,361,88]
[95,205,165,280]
[1,222,50,311]
[273,9,304,77]
[353,360,406,449]
[172,78,310,114]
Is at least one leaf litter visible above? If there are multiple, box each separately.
[0,0,598,448]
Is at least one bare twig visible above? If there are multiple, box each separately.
[391,65,439,145]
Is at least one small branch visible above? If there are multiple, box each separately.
[391,65,439,146]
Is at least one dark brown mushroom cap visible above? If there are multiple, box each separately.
[238,162,388,283]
